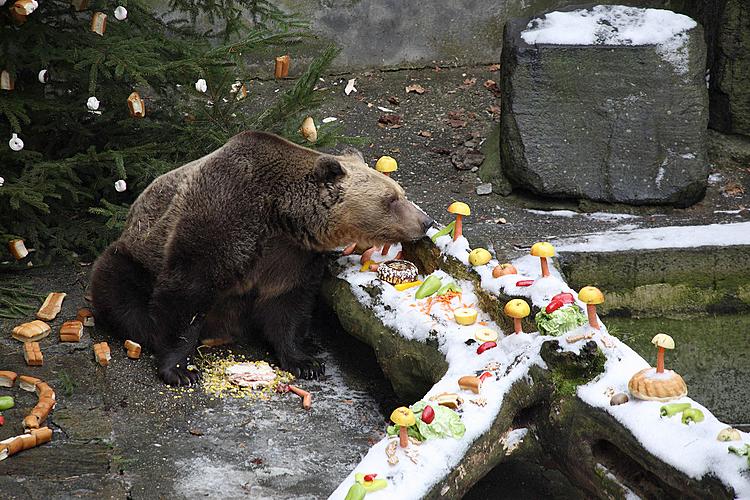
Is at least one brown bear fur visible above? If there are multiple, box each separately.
[90,131,432,385]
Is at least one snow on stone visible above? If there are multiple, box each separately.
[554,222,750,252]
[520,5,697,74]
[577,340,750,498]
[329,231,749,499]
[526,209,638,223]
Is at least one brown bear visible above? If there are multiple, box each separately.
[90,131,433,385]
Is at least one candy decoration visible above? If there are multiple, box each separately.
[38,69,49,83]
[114,179,127,192]
[1,70,14,90]
[114,5,127,20]
[195,78,207,93]
[299,116,317,143]
[578,286,604,330]
[504,299,530,334]
[447,202,470,241]
[86,96,100,111]
[390,407,415,448]
[90,12,107,35]
[530,241,555,277]
[274,55,290,78]
[515,280,534,287]
[9,133,24,151]
[127,91,145,118]
[375,156,397,177]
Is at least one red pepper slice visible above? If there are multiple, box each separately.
[553,292,575,304]
[0,414,4,426]
[477,341,497,354]
[421,405,435,424]
[363,473,378,482]
[546,298,564,314]
[479,371,493,382]
[516,280,534,287]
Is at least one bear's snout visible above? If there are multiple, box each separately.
[420,214,434,233]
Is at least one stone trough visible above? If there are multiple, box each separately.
[320,230,750,498]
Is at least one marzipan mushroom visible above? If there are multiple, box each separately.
[578,286,604,330]
[447,202,470,241]
[375,156,397,177]
[390,407,416,448]
[504,299,530,334]
[530,242,555,277]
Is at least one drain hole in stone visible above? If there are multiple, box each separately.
[591,440,681,500]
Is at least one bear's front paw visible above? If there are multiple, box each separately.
[281,356,325,380]
[158,364,200,386]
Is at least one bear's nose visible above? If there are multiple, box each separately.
[421,215,434,232]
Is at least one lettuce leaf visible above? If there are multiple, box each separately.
[535,305,586,336]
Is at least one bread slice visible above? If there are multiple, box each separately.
[8,239,28,260]
[36,292,65,321]
[0,370,17,388]
[18,375,41,392]
[12,320,50,342]
[59,320,83,342]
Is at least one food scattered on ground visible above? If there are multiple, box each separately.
[387,400,465,443]
[0,371,17,388]
[124,339,142,359]
[0,396,14,411]
[11,320,50,342]
[197,353,294,401]
[76,307,95,327]
[18,375,40,392]
[36,292,66,321]
[59,320,83,342]
[23,342,43,366]
[0,426,53,461]
[93,342,111,367]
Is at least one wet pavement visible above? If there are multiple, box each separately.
[0,265,397,499]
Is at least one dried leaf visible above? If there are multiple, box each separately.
[722,182,745,197]
[488,63,501,72]
[378,114,402,129]
[484,79,501,96]
[487,104,501,116]
[387,95,400,105]
[405,83,426,94]
[448,119,467,128]
[417,130,432,138]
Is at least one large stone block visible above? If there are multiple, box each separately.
[500,5,710,206]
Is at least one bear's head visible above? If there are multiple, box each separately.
[313,148,433,251]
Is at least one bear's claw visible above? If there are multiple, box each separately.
[159,365,201,386]
[283,357,325,380]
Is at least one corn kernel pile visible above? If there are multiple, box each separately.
[195,351,294,401]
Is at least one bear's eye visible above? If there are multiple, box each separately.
[387,194,399,208]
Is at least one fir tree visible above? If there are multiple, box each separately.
[0,0,341,316]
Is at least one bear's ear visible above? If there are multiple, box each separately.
[314,155,345,184]
[339,147,365,163]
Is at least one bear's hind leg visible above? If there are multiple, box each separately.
[90,245,157,346]
[252,287,325,379]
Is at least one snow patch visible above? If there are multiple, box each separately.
[554,222,750,252]
[521,5,697,74]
